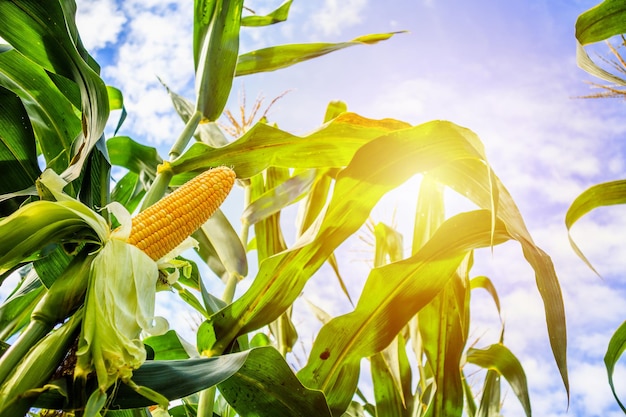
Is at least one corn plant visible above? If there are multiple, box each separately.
[0,0,569,416]
[571,0,626,412]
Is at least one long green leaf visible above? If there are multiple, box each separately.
[242,169,316,225]
[195,0,244,121]
[420,271,469,417]
[106,85,127,135]
[170,113,410,177]
[235,32,404,76]
[160,78,230,148]
[466,344,531,417]
[565,179,626,273]
[371,352,406,417]
[107,136,162,180]
[298,211,511,414]
[218,346,332,417]
[34,350,254,410]
[428,159,568,395]
[111,171,145,214]
[202,120,492,357]
[576,0,626,45]
[194,208,248,282]
[575,1,626,86]
[0,268,43,340]
[144,330,198,361]
[0,47,79,176]
[0,0,109,182]
[604,320,626,413]
[241,0,292,27]
[470,276,502,317]
[0,85,40,216]
[476,370,501,417]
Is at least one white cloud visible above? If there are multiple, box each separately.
[570,361,626,416]
[77,0,196,145]
[75,0,126,51]
[310,0,368,36]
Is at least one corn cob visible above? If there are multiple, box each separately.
[128,167,235,260]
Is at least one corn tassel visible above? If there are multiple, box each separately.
[127,167,236,261]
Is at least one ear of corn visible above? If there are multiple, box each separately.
[127,166,236,261]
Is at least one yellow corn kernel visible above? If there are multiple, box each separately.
[128,166,235,260]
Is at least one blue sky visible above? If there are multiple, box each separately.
[67,0,626,416]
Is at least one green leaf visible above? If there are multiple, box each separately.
[565,179,626,274]
[575,1,626,86]
[107,86,124,111]
[323,100,348,123]
[412,174,445,252]
[35,351,253,410]
[462,372,477,417]
[195,0,244,121]
[242,169,316,225]
[144,330,198,360]
[0,85,40,216]
[0,0,109,182]
[575,0,626,45]
[420,272,469,417]
[77,136,111,209]
[604,320,626,413]
[159,78,229,148]
[428,159,569,396]
[218,346,332,417]
[241,0,292,26]
[202,119,544,354]
[296,169,333,232]
[251,167,289,262]
[0,268,43,340]
[476,370,501,417]
[298,211,510,413]
[107,85,127,136]
[0,46,78,176]
[235,32,405,76]
[470,276,502,317]
[466,344,531,417]
[107,136,162,179]
[170,113,411,177]
[0,47,81,176]
[111,172,146,213]
[0,200,106,278]
[370,346,407,417]
[373,222,404,266]
[194,208,248,282]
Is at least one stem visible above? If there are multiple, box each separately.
[140,169,173,212]
[0,320,50,385]
[197,386,217,417]
[196,169,251,417]
[239,183,252,247]
[139,110,202,212]
[169,111,203,160]
[221,272,239,305]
